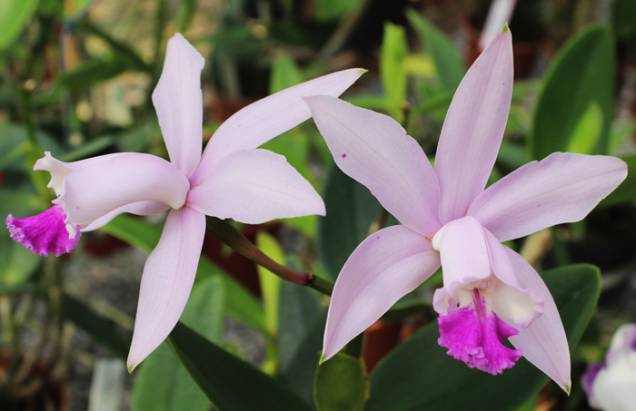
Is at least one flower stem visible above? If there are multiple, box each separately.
[207,218,334,295]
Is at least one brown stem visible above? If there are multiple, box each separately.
[207,218,334,295]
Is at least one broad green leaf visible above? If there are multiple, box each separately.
[366,264,601,411]
[169,322,313,411]
[407,10,464,90]
[62,293,131,357]
[269,54,304,93]
[316,0,362,20]
[102,215,265,332]
[315,352,368,411]
[0,122,62,171]
[132,277,225,411]
[531,26,614,159]
[567,102,603,153]
[317,166,381,280]
[278,280,324,403]
[599,152,636,207]
[256,232,282,337]
[0,0,38,51]
[380,23,408,122]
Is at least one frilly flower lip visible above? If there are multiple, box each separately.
[6,205,80,257]
[438,289,521,375]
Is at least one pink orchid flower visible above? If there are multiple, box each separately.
[6,33,364,370]
[305,29,626,391]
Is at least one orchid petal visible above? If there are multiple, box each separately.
[127,207,206,370]
[82,201,168,232]
[193,68,365,184]
[306,95,441,236]
[468,153,627,241]
[503,248,571,391]
[35,152,189,229]
[188,149,324,224]
[152,33,204,176]
[435,30,513,222]
[323,225,439,360]
[433,216,491,296]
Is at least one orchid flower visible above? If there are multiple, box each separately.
[480,0,517,50]
[305,29,626,391]
[6,33,364,370]
[583,324,636,411]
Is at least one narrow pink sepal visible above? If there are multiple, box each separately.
[152,33,204,177]
[6,205,80,257]
[438,300,521,375]
[469,152,628,242]
[305,95,441,237]
[127,207,206,371]
[323,225,440,360]
[435,29,513,223]
[193,68,365,184]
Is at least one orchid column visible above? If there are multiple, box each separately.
[6,33,364,370]
[306,29,626,391]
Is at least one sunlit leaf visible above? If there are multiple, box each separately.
[531,26,614,159]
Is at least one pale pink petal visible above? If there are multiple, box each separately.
[480,0,517,50]
[152,33,204,176]
[435,30,513,222]
[306,96,441,237]
[188,149,324,224]
[432,216,490,295]
[35,152,189,229]
[468,153,627,241]
[323,225,439,359]
[82,201,168,232]
[503,247,571,392]
[192,68,365,184]
[127,207,206,370]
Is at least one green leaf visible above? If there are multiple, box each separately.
[599,152,636,207]
[132,277,225,411]
[366,264,601,411]
[380,23,408,122]
[315,352,368,411]
[567,101,603,153]
[531,26,614,159]
[269,54,304,93]
[169,322,313,411]
[0,0,38,51]
[278,280,324,403]
[407,10,464,90]
[56,55,143,92]
[318,166,381,279]
[102,215,265,332]
[176,0,197,32]
[256,232,282,336]
[62,293,131,357]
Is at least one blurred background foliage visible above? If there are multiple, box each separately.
[1,0,636,410]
